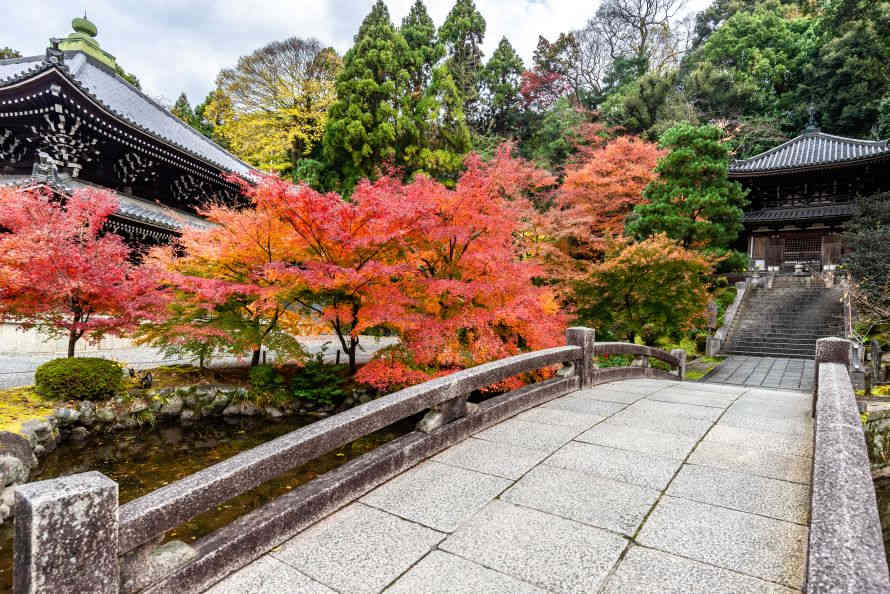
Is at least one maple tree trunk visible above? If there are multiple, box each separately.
[348,340,358,374]
[67,331,78,358]
[250,348,262,367]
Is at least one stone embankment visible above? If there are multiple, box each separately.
[0,384,373,525]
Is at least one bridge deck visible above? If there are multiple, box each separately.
[206,379,813,594]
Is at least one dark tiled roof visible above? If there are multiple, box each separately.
[0,174,212,231]
[744,204,857,223]
[730,130,890,174]
[0,53,254,177]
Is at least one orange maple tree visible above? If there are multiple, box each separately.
[0,186,161,357]
[537,135,663,283]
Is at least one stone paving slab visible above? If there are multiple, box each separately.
[645,388,737,408]
[607,406,714,439]
[208,379,814,594]
[575,422,699,461]
[432,437,549,480]
[707,356,815,392]
[360,461,511,532]
[513,406,605,429]
[705,424,813,459]
[638,496,809,589]
[667,464,810,524]
[627,398,725,421]
[502,465,660,535]
[687,439,812,484]
[545,440,681,490]
[473,418,580,452]
[602,545,798,594]
[573,385,648,404]
[440,500,629,594]
[271,503,443,594]
[204,556,336,594]
[719,410,814,437]
[541,394,628,416]
[384,551,546,594]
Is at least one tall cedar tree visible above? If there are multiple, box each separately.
[575,235,714,345]
[402,0,443,93]
[323,1,469,193]
[171,93,196,125]
[626,124,747,251]
[439,0,486,126]
[478,37,525,134]
[0,187,160,357]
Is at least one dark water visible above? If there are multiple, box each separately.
[0,414,413,593]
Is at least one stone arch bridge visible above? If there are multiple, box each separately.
[11,330,889,593]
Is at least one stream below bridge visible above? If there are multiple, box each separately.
[0,413,413,593]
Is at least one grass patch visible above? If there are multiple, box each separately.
[0,386,58,432]
[686,355,726,381]
[857,384,890,397]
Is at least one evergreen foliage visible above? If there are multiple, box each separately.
[439,0,486,124]
[626,124,748,251]
[478,37,524,135]
[321,0,469,193]
[34,358,124,401]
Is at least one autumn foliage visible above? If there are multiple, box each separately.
[356,146,565,390]
[0,186,160,357]
[574,234,715,345]
[535,134,662,287]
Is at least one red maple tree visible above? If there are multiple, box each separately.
[0,186,161,357]
[536,135,663,284]
[356,146,567,391]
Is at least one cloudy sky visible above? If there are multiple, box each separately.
[6,0,712,107]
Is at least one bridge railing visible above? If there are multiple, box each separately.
[809,337,890,593]
[13,328,685,594]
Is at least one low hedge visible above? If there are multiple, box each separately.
[34,357,124,401]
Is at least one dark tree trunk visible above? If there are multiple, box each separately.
[348,338,358,373]
[67,331,78,358]
[251,348,261,367]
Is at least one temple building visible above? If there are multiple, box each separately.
[730,119,890,273]
[0,16,254,246]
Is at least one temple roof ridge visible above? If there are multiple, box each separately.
[0,49,256,177]
[730,129,890,175]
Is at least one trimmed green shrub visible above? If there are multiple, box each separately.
[34,357,124,401]
[248,364,287,393]
[291,354,348,406]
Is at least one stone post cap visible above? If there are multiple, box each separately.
[815,337,852,365]
[16,471,117,506]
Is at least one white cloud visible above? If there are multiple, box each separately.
[5,0,713,107]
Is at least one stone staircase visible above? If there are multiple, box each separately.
[722,277,844,359]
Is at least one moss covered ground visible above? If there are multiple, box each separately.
[0,386,58,432]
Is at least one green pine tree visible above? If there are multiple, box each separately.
[401,0,444,94]
[439,0,486,126]
[171,93,196,124]
[322,0,469,193]
[625,124,748,251]
[478,37,524,135]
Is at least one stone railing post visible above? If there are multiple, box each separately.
[15,471,119,594]
[670,349,686,380]
[813,337,852,418]
[566,327,595,388]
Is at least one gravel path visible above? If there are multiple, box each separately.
[0,335,398,389]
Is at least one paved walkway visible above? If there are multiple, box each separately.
[706,356,815,392]
[207,378,813,593]
[0,336,397,389]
